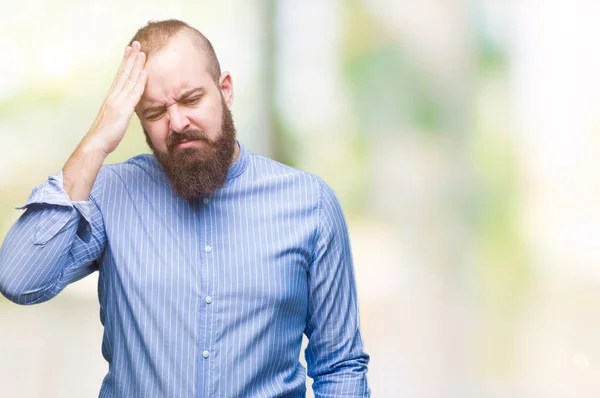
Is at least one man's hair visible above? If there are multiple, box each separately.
[128,19,222,82]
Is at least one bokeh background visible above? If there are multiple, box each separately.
[1,0,600,397]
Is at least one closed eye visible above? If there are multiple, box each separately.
[181,96,201,106]
[146,109,166,121]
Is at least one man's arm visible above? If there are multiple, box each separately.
[304,180,371,397]
[64,40,147,200]
[0,41,147,304]
[0,170,107,304]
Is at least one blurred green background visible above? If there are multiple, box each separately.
[2,0,600,397]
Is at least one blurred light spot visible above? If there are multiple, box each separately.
[40,45,73,80]
[571,352,590,369]
[0,43,24,99]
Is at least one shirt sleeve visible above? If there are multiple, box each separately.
[0,169,107,305]
[304,180,371,397]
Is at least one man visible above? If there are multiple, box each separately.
[0,19,370,397]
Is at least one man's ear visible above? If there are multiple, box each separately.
[219,72,233,108]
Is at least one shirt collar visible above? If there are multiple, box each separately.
[226,140,248,182]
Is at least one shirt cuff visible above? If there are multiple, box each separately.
[17,170,94,245]
[15,170,95,229]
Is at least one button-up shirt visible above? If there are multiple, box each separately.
[0,142,370,397]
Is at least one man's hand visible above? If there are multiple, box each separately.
[85,41,147,157]
[62,41,147,201]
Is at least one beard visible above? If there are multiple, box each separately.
[144,99,237,201]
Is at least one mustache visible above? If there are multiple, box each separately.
[167,129,211,149]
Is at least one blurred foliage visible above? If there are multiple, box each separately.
[0,88,66,120]
[467,17,532,377]
[341,2,443,137]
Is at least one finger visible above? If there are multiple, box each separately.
[114,41,141,88]
[121,52,146,94]
[128,69,148,106]
[112,41,142,95]
[118,52,146,101]
[107,45,134,93]
[123,44,132,59]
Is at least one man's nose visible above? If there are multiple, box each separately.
[168,105,191,133]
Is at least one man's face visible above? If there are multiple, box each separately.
[135,32,237,199]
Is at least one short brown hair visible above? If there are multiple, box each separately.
[129,19,222,82]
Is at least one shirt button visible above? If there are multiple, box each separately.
[202,350,210,358]
[203,197,210,205]
[205,245,212,253]
[205,296,213,304]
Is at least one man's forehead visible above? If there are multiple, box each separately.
[140,37,211,105]
[141,80,201,106]
[144,33,210,75]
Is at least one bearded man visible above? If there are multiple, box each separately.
[0,19,370,398]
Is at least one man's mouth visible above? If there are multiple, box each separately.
[176,139,199,149]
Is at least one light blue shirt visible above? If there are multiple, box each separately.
[0,142,370,397]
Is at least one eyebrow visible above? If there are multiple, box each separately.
[142,87,204,117]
